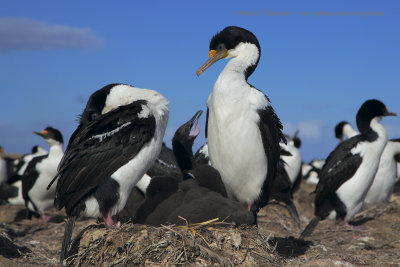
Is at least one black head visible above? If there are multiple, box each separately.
[197,26,261,79]
[334,121,349,141]
[80,83,121,125]
[293,136,302,149]
[356,99,397,135]
[173,110,203,147]
[209,26,260,53]
[31,145,39,154]
[172,111,203,173]
[33,126,63,144]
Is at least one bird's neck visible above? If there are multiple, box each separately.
[218,43,260,83]
[172,140,195,173]
[48,143,63,157]
[343,124,358,139]
[361,117,388,142]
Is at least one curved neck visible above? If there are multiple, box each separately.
[343,124,358,139]
[172,139,195,173]
[223,43,259,81]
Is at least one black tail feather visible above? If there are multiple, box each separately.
[60,216,76,264]
[285,201,301,226]
[299,217,320,239]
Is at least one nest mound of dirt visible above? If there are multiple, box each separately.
[66,219,290,266]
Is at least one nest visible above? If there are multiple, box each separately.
[66,218,284,266]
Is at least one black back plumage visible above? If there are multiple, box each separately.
[22,155,47,212]
[314,137,363,219]
[253,94,286,211]
[52,94,156,216]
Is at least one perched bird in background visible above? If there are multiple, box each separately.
[197,26,286,213]
[281,132,302,194]
[335,121,358,141]
[364,138,400,204]
[300,99,396,239]
[7,145,48,206]
[49,83,169,263]
[0,146,18,203]
[334,120,400,204]
[195,143,211,166]
[21,127,64,221]
[302,159,325,185]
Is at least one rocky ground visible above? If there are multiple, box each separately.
[1,181,400,266]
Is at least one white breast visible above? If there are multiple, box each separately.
[336,120,388,221]
[365,141,400,204]
[207,70,270,204]
[281,141,302,184]
[28,146,63,213]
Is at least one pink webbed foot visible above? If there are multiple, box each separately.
[41,212,51,222]
[103,211,119,228]
[343,220,366,231]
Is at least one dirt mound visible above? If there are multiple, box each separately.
[66,222,284,266]
[0,182,400,266]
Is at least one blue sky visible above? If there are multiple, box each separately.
[1,0,399,162]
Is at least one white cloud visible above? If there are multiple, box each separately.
[283,120,324,142]
[386,124,400,139]
[0,17,103,52]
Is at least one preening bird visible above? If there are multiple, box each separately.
[49,83,169,263]
[300,99,396,239]
[197,26,286,213]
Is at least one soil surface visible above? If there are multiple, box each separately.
[1,181,400,266]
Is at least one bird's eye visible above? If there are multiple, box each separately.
[217,43,225,51]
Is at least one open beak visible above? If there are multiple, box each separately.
[196,49,228,76]
[189,110,203,137]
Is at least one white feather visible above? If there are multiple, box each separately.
[82,86,169,218]
[207,43,269,203]
[335,118,388,221]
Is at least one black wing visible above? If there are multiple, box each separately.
[205,107,209,138]
[255,93,286,209]
[53,100,156,215]
[22,155,47,211]
[314,136,363,217]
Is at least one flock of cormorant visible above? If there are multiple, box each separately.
[0,26,399,264]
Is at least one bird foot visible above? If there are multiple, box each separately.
[343,220,366,231]
[102,211,120,228]
[41,213,51,222]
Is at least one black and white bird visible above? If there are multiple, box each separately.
[7,145,48,205]
[48,83,169,263]
[21,127,64,221]
[302,159,325,185]
[281,132,302,193]
[335,121,358,141]
[197,26,286,212]
[135,110,255,226]
[334,121,400,204]
[300,99,396,239]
